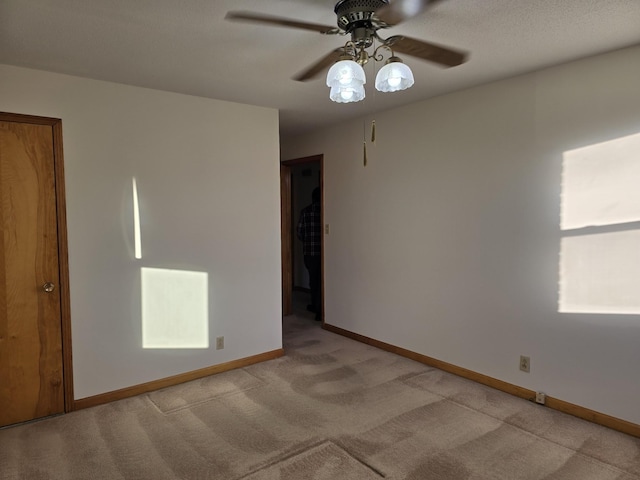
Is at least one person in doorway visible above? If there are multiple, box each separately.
[297,187,322,321]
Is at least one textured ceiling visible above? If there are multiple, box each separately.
[1,0,640,139]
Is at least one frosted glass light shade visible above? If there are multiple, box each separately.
[375,61,414,92]
[326,59,366,103]
[326,60,366,88]
[329,83,366,103]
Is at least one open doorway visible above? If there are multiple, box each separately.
[281,155,323,320]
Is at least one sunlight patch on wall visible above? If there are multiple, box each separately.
[141,267,209,348]
[132,177,142,259]
[560,230,640,314]
[559,132,640,314]
[561,132,640,230]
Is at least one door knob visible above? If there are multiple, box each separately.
[42,282,56,293]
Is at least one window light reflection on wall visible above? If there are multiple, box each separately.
[132,177,142,260]
[559,131,640,314]
[141,268,209,349]
[133,178,210,349]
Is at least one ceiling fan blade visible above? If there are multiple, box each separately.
[293,48,345,82]
[225,11,339,34]
[375,0,441,26]
[385,35,467,67]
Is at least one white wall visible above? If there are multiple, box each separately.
[281,45,640,425]
[0,65,282,399]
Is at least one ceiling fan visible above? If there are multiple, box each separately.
[226,0,467,102]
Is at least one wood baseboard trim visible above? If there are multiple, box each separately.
[323,323,640,438]
[72,349,284,411]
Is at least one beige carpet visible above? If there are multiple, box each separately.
[1,307,639,479]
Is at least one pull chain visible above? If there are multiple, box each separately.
[363,141,368,166]
[363,119,368,167]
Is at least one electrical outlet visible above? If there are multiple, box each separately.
[519,355,530,373]
[535,392,546,405]
[325,224,330,235]
[216,336,224,350]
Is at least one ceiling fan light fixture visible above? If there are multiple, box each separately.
[226,0,469,104]
[375,57,414,93]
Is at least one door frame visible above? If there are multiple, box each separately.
[281,154,324,318]
[0,112,74,413]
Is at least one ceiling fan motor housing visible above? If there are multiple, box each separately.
[334,0,388,31]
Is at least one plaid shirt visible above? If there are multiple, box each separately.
[297,202,321,256]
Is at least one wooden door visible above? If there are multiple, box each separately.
[0,114,69,427]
